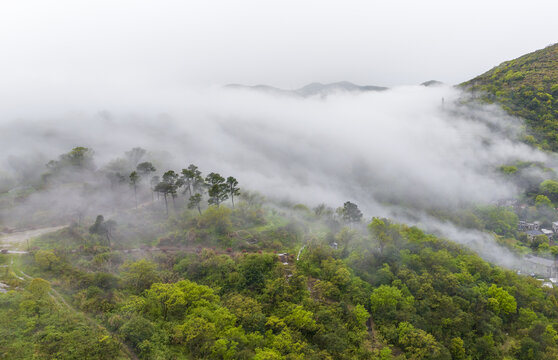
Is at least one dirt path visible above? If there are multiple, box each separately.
[0,226,66,250]
[0,200,155,250]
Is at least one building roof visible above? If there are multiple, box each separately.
[525,255,555,267]
[525,230,544,236]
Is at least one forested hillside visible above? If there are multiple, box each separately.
[3,199,558,359]
[461,43,558,150]
[2,146,558,359]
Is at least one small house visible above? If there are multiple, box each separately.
[519,221,540,231]
[523,255,557,278]
[525,229,545,242]
[541,228,554,239]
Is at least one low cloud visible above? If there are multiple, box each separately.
[0,84,550,265]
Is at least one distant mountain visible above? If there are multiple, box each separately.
[295,81,388,96]
[421,80,444,87]
[224,84,296,97]
[225,81,388,97]
[461,43,558,150]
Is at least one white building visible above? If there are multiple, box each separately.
[542,228,554,238]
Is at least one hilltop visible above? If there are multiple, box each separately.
[461,43,558,150]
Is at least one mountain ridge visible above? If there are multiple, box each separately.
[225,81,388,97]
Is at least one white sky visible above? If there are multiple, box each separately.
[0,0,557,96]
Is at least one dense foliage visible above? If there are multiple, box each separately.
[0,278,122,359]
[3,195,558,359]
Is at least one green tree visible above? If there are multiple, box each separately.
[240,253,276,291]
[486,284,517,315]
[20,278,54,318]
[368,218,396,254]
[253,348,284,360]
[155,171,179,215]
[188,193,203,215]
[206,172,229,207]
[27,277,51,298]
[226,176,240,208]
[61,146,95,169]
[144,280,218,321]
[352,304,370,328]
[46,146,96,175]
[473,334,499,360]
[163,170,179,209]
[321,258,351,289]
[474,206,519,237]
[224,293,265,332]
[397,322,449,360]
[535,194,553,208]
[136,161,156,177]
[284,305,317,332]
[370,285,414,322]
[540,179,558,202]
[89,215,105,235]
[121,259,161,293]
[136,162,156,200]
[34,250,59,271]
[341,201,363,224]
[89,215,116,246]
[129,171,140,208]
[154,180,173,209]
[181,164,203,196]
[196,206,233,236]
[119,315,155,350]
[500,165,518,175]
[450,337,466,360]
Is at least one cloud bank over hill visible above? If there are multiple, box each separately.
[209,85,547,210]
[0,84,551,267]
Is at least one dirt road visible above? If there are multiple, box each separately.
[0,226,66,250]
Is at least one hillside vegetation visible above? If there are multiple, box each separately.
[3,200,558,359]
[1,144,558,359]
[461,43,558,150]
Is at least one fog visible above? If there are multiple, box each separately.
[0,84,553,268]
[1,84,547,206]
